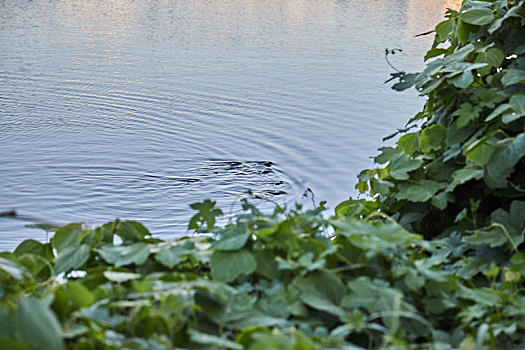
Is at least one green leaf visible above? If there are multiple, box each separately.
[420,125,447,153]
[461,8,494,26]
[58,281,95,309]
[488,4,520,34]
[459,285,499,305]
[449,70,474,89]
[456,19,474,44]
[14,297,64,350]
[464,136,497,166]
[189,200,223,231]
[466,201,525,249]
[189,330,243,350]
[435,18,456,42]
[96,243,150,267]
[334,220,419,253]
[211,228,249,251]
[51,224,83,254]
[247,332,293,350]
[475,48,504,75]
[396,180,444,202]
[253,250,279,279]
[80,304,126,327]
[210,250,256,282]
[14,240,54,261]
[464,228,510,247]
[485,103,511,122]
[419,76,445,95]
[392,73,419,91]
[509,93,525,115]
[389,154,423,180]
[446,43,475,62]
[491,201,525,248]
[0,338,31,350]
[54,245,90,274]
[374,147,401,164]
[502,111,524,124]
[485,134,525,188]
[16,253,52,279]
[293,270,345,316]
[404,269,426,291]
[370,178,394,196]
[431,191,449,210]
[155,246,184,268]
[0,257,29,280]
[398,132,420,154]
[103,271,142,283]
[501,69,525,86]
[154,241,194,268]
[447,167,484,192]
[343,277,404,314]
[453,103,482,128]
[116,221,150,243]
[476,88,506,109]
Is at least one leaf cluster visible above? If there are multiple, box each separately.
[0,197,524,349]
[357,0,525,249]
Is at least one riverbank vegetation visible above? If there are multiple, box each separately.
[1,0,525,348]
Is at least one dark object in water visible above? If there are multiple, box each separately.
[0,210,17,217]
[178,178,201,183]
[265,190,286,196]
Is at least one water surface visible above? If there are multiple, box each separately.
[1,0,461,249]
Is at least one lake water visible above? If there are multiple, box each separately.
[0,0,461,249]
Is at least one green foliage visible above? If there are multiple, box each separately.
[0,196,523,349]
[360,0,525,242]
[2,0,525,348]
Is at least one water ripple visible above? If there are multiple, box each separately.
[0,0,462,250]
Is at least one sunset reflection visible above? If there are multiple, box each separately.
[52,0,461,49]
[405,0,463,36]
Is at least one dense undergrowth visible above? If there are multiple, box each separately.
[2,0,525,348]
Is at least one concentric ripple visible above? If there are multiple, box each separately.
[0,0,462,249]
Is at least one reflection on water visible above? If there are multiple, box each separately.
[0,0,461,249]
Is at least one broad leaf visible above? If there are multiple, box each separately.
[210,250,256,282]
[54,245,90,274]
[211,228,249,251]
[485,134,525,188]
[396,180,444,202]
[447,167,484,192]
[51,224,83,253]
[96,243,150,267]
[103,271,142,283]
[190,330,242,350]
[420,125,447,153]
[475,48,504,75]
[389,154,423,180]
[14,297,64,350]
[502,69,525,86]
[0,257,29,280]
[293,270,345,316]
[453,103,481,128]
[461,8,494,26]
[116,221,150,243]
[485,104,511,122]
[398,132,420,155]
